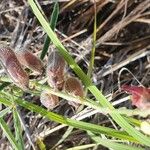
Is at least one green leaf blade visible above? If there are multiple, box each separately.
[40,2,59,60]
[13,108,24,150]
[0,107,11,118]
[0,118,20,150]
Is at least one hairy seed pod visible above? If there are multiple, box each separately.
[64,77,84,97]
[47,51,66,90]
[40,91,59,109]
[15,49,44,74]
[0,45,29,90]
[64,77,84,108]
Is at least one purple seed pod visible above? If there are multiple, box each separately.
[15,49,44,74]
[47,51,66,90]
[64,77,84,108]
[40,90,59,109]
[0,44,29,90]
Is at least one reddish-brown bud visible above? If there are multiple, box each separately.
[121,85,150,109]
[0,45,29,90]
[47,51,66,90]
[15,49,44,74]
[64,77,84,108]
[64,77,84,97]
[40,91,59,109]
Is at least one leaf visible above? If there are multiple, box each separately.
[0,117,20,150]
[0,82,11,91]
[40,2,59,60]
[13,98,136,142]
[13,107,24,150]
[0,107,11,118]
[36,138,46,150]
[87,131,144,150]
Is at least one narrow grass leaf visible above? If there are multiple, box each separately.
[0,117,20,150]
[40,2,59,60]
[0,94,139,143]
[13,108,24,150]
[0,82,11,91]
[87,131,144,150]
[67,139,143,150]
[0,107,11,118]
[36,138,46,150]
[28,0,150,146]
[13,98,136,142]
[67,143,142,150]
[0,96,12,106]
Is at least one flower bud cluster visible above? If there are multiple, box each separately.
[40,51,84,109]
[0,44,43,90]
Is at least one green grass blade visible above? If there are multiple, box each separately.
[28,0,150,146]
[69,131,144,150]
[0,96,12,106]
[36,138,46,150]
[87,131,144,150]
[13,107,24,150]
[0,117,20,150]
[40,2,59,60]
[0,82,11,91]
[12,98,136,142]
[67,142,144,150]
[0,94,140,143]
[0,107,11,118]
